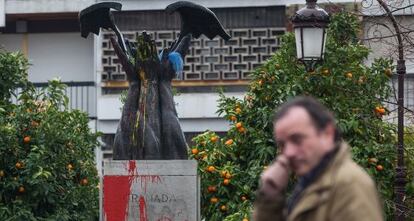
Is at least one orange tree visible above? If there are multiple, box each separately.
[190,13,414,220]
[0,51,100,220]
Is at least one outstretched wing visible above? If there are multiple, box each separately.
[166,1,231,41]
[79,2,122,38]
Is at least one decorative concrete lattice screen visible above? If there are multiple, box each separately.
[101,28,285,82]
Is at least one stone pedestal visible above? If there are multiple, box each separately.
[100,160,199,221]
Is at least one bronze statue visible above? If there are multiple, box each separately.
[79,1,230,160]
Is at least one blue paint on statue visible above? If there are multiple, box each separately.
[168,52,184,79]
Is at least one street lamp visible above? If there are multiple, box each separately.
[292,0,330,72]
[375,1,407,220]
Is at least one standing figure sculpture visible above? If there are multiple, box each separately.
[79,1,230,160]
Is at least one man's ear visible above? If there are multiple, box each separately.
[323,123,336,142]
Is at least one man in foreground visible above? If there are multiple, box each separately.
[253,96,383,221]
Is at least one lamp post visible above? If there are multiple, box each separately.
[375,1,407,220]
[291,0,330,72]
[293,0,407,219]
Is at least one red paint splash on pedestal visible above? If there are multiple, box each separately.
[139,196,147,221]
[103,160,139,221]
[103,161,164,221]
[103,176,131,221]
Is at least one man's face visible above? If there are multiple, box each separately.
[274,107,334,176]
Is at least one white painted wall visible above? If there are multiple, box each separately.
[363,16,414,74]
[4,0,358,14]
[0,0,4,27]
[0,33,23,51]
[5,0,95,14]
[1,32,94,82]
[27,33,94,82]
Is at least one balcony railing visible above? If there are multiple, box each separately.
[12,81,97,119]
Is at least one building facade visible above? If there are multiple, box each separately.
[4,0,409,163]
[0,0,287,163]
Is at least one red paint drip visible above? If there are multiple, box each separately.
[139,196,147,221]
[126,160,138,218]
[128,160,137,176]
[103,176,131,221]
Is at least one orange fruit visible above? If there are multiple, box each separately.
[243,218,249,221]
[225,139,234,146]
[376,165,384,171]
[18,186,25,193]
[235,107,242,114]
[23,136,31,144]
[220,205,227,211]
[81,178,88,185]
[225,173,232,179]
[0,170,4,177]
[230,116,237,121]
[221,171,227,178]
[235,122,242,129]
[210,136,218,142]
[258,79,264,86]
[191,148,199,155]
[385,68,393,77]
[207,186,217,193]
[67,164,73,170]
[207,166,216,173]
[238,127,246,133]
[375,106,386,115]
[322,69,330,76]
[241,196,247,201]
[15,162,23,169]
[345,72,353,78]
[210,197,218,203]
[223,179,230,185]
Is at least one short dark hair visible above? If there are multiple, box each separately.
[272,96,342,142]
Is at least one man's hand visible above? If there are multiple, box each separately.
[260,155,291,196]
